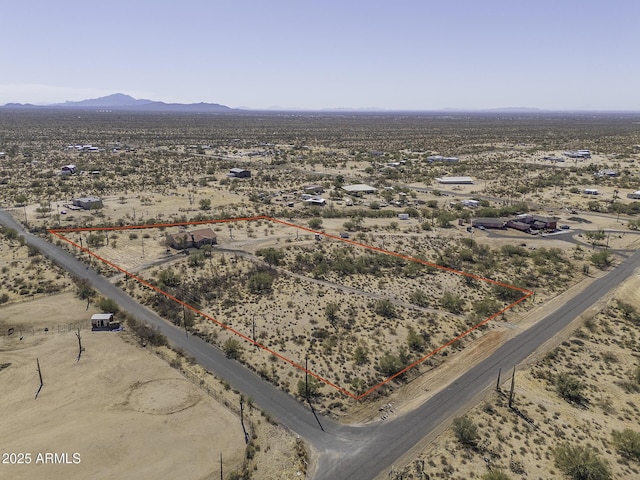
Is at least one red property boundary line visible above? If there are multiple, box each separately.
[49,216,533,400]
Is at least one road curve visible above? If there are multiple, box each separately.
[2,208,639,480]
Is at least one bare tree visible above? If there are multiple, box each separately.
[76,328,83,362]
[35,358,44,399]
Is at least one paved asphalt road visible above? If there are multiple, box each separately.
[2,208,639,480]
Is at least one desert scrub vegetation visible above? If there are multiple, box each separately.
[392,286,640,479]
[125,314,168,347]
[0,226,70,302]
[553,443,611,480]
[64,216,590,409]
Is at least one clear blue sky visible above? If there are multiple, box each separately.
[2,0,639,110]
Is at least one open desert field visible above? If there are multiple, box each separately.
[0,293,247,480]
[2,110,640,479]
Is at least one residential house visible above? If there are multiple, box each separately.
[72,196,103,210]
[229,168,251,178]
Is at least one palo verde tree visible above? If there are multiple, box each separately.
[256,247,285,266]
[452,415,480,448]
[97,297,119,314]
[325,302,340,328]
[612,429,640,463]
[481,470,512,480]
[441,291,465,314]
[377,350,404,377]
[223,338,243,360]
[555,372,587,405]
[374,298,396,318]
[553,443,611,480]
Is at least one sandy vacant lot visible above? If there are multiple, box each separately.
[0,293,246,480]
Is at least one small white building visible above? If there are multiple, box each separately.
[61,164,77,175]
[304,197,326,206]
[342,184,378,194]
[436,176,474,185]
[91,313,119,331]
[427,155,459,163]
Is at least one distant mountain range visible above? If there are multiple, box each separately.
[1,93,233,113]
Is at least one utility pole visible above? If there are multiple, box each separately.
[305,355,309,402]
[181,284,188,337]
[252,315,256,346]
[496,368,502,392]
[508,365,516,409]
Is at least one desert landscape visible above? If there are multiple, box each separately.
[1,110,640,479]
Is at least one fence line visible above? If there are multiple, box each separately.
[2,319,91,338]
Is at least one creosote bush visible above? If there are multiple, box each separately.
[452,415,480,447]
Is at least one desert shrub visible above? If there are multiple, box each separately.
[1,226,20,241]
[501,244,529,257]
[97,297,119,314]
[126,316,168,347]
[493,283,524,302]
[223,338,243,360]
[325,302,340,326]
[590,250,612,269]
[198,198,211,210]
[612,429,640,462]
[452,416,479,447]
[158,268,181,288]
[374,299,396,318]
[409,289,429,307]
[226,468,251,480]
[74,277,95,300]
[473,297,501,319]
[555,373,587,404]
[86,233,105,248]
[246,271,274,294]
[308,217,323,229]
[188,251,205,268]
[296,376,322,399]
[352,345,369,365]
[482,470,512,480]
[553,443,611,480]
[441,291,465,313]
[377,351,403,377]
[407,327,425,351]
[617,300,639,323]
[256,247,285,266]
